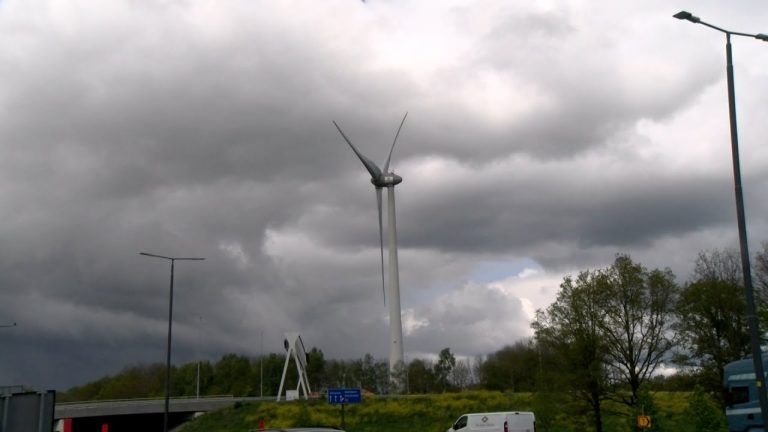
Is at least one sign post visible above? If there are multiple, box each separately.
[327,388,362,429]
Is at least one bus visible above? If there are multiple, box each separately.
[724,357,768,432]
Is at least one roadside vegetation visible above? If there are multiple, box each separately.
[178,390,721,432]
[60,244,768,431]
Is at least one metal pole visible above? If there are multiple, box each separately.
[196,315,202,399]
[3,395,10,431]
[164,259,175,432]
[725,32,768,424]
[140,252,204,432]
[673,12,768,424]
[260,330,264,398]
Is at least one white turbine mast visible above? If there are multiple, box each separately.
[333,113,408,390]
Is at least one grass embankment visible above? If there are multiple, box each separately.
[180,390,711,432]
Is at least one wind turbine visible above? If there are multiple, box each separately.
[333,113,408,388]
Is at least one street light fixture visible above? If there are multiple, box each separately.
[0,323,16,328]
[140,252,204,432]
[674,10,768,424]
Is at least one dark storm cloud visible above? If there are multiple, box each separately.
[307,155,735,255]
[1,0,767,390]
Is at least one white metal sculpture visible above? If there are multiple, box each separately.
[276,332,311,401]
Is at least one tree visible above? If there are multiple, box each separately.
[674,249,750,405]
[325,359,351,388]
[451,359,472,390]
[306,347,327,391]
[597,254,678,408]
[406,358,435,394]
[348,353,387,393]
[434,348,456,392]
[173,361,213,397]
[533,270,610,432]
[211,354,253,396]
[97,363,165,399]
[685,387,729,432]
[752,242,768,327]
[260,353,287,396]
[390,360,408,394]
[478,340,540,392]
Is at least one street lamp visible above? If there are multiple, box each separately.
[674,10,768,423]
[196,315,203,399]
[0,323,16,328]
[140,252,204,432]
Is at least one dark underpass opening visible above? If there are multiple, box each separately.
[69,412,194,432]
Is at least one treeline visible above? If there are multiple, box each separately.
[525,246,768,432]
[60,348,467,401]
[61,245,768,431]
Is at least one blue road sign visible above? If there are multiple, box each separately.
[327,388,362,405]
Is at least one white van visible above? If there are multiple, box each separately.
[447,412,536,432]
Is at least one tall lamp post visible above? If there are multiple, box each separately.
[674,10,768,423]
[140,252,204,432]
[196,315,203,399]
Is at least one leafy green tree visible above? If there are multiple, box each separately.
[374,360,390,394]
[95,363,165,399]
[261,353,287,396]
[325,359,352,388]
[645,371,699,392]
[685,387,728,432]
[451,359,471,390]
[434,348,456,392]
[406,358,435,394]
[389,360,408,394]
[533,270,610,432]
[674,249,749,405]
[348,353,387,393]
[596,254,678,408]
[478,339,540,392]
[174,361,204,397]
[306,347,327,391]
[197,361,215,395]
[60,378,107,402]
[751,242,768,328]
[211,353,253,396]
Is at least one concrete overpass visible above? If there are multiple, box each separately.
[55,396,273,431]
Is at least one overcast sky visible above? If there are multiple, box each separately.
[2,0,768,391]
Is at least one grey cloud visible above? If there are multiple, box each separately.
[1,0,767,391]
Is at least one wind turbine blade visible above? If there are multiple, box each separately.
[383,112,408,174]
[376,187,386,305]
[333,120,383,180]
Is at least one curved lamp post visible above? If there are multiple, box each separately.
[140,252,204,432]
[674,10,768,423]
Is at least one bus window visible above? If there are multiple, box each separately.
[728,386,750,406]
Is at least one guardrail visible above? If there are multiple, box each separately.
[54,395,281,419]
[57,395,237,407]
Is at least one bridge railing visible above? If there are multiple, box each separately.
[56,395,237,407]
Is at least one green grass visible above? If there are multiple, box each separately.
[180,390,719,432]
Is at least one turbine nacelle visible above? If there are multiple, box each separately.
[372,173,402,188]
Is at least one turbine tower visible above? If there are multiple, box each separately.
[333,113,408,389]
